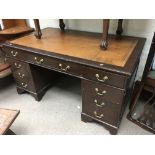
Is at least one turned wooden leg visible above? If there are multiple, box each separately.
[59,19,65,30]
[116,19,123,38]
[34,19,42,39]
[100,19,110,50]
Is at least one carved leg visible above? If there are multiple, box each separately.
[59,19,65,30]
[116,19,123,38]
[33,19,42,39]
[17,87,26,94]
[81,113,93,122]
[100,19,110,50]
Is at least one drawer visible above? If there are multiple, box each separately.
[4,46,28,61]
[6,58,30,80]
[15,78,36,92]
[82,98,121,126]
[4,46,83,77]
[28,54,83,77]
[82,80,125,104]
[6,58,36,92]
[82,80,125,126]
[83,67,127,88]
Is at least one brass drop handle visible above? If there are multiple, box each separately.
[18,73,25,78]
[14,63,22,69]
[21,83,28,88]
[95,74,109,82]
[94,111,104,119]
[95,88,107,96]
[11,51,18,57]
[34,57,44,64]
[59,63,70,71]
[94,99,106,107]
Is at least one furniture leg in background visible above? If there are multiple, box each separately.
[100,19,123,50]
[59,19,65,30]
[33,19,124,50]
[116,19,123,38]
[100,19,110,50]
[34,19,42,39]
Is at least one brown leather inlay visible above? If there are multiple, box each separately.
[10,28,138,67]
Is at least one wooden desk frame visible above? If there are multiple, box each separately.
[2,28,145,134]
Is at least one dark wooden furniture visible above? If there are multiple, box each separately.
[2,28,145,134]
[127,32,155,134]
[33,19,123,50]
[0,108,20,135]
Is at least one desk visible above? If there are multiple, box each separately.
[2,28,145,134]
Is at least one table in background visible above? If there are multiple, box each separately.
[0,108,19,135]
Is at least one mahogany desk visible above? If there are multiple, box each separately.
[2,28,145,134]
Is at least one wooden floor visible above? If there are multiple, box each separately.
[10,28,138,67]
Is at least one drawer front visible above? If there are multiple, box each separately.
[82,80,125,126]
[6,58,36,92]
[82,97,122,126]
[83,67,127,88]
[28,54,83,77]
[4,47,28,61]
[4,46,83,77]
[82,80,125,104]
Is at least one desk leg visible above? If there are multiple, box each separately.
[116,19,123,38]
[59,19,65,30]
[100,19,110,50]
[34,19,42,39]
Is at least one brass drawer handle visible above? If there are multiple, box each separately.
[21,83,28,88]
[94,99,105,107]
[95,88,107,96]
[94,111,104,119]
[11,51,18,57]
[95,74,109,82]
[59,63,70,71]
[14,63,22,69]
[34,57,44,64]
[18,73,25,78]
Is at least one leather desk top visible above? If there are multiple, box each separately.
[10,28,139,67]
